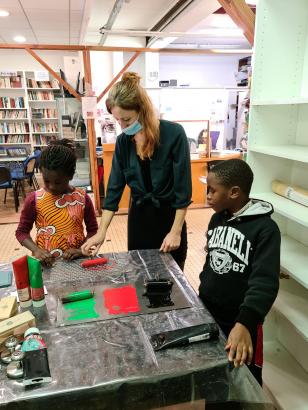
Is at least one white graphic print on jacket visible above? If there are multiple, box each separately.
[208,226,251,275]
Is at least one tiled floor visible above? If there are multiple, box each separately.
[0,208,213,291]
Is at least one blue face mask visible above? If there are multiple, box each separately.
[122,119,142,135]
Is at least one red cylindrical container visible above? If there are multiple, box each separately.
[12,256,32,308]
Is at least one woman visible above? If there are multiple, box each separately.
[81,72,192,270]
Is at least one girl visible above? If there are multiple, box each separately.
[16,141,98,265]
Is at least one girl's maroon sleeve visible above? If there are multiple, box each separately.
[15,192,37,243]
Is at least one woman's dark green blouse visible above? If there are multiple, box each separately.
[104,120,192,211]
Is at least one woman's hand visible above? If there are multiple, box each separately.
[225,323,253,368]
[63,248,82,261]
[81,232,106,256]
[160,231,181,253]
[32,248,54,267]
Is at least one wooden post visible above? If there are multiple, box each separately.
[26,48,81,100]
[97,51,141,103]
[82,50,101,214]
[217,0,255,46]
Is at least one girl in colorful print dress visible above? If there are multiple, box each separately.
[16,141,98,265]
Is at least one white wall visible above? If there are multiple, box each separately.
[159,54,246,88]
[90,51,113,99]
[123,52,145,86]
[0,49,79,72]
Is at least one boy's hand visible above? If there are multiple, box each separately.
[63,248,82,261]
[225,323,253,368]
[32,248,54,267]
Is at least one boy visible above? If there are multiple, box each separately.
[199,159,280,385]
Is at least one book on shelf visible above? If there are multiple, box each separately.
[32,123,58,133]
[7,147,29,157]
[28,91,55,101]
[0,97,25,109]
[0,110,27,119]
[31,108,57,119]
[0,75,22,88]
[26,78,59,89]
[33,134,57,145]
[0,134,30,144]
[0,122,29,133]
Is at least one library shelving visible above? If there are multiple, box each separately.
[0,70,62,156]
[247,1,308,408]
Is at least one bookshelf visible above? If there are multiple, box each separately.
[0,70,62,156]
[247,1,308,408]
[0,71,31,156]
[26,69,61,149]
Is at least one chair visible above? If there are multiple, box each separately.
[0,166,19,212]
[33,148,42,172]
[11,155,39,196]
[24,156,39,189]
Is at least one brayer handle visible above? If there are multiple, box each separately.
[81,258,108,268]
[61,290,94,304]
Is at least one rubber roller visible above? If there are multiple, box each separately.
[81,257,108,268]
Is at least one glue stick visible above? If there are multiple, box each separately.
[27,257,45,307]
[12,256,32,308]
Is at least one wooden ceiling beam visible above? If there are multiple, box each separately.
[0,43,252,55]
[217,0,255,45]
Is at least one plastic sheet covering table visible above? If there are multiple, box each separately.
[0,250,275,410]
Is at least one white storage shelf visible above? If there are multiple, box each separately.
[28,100,56,102]
[274,278,308,341]
[0,118,29,121]
[253,192,308,227]
[0,87,25,91]
[248,1,308,406]
[27,88,60,91]
[250,145,308,164]
[0,72,61,154]
[263,341,308,410]
[281,235,308,289]
[252,98,308,105]
[32,118,58,120]
[0,133,29,135]
[32,132,59,134]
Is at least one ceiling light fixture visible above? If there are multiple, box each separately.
[14,35,26,43]
[0,10,10,17]
[212,48,253,54]
[197,28,244,37]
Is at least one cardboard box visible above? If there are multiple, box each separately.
[0,310,36,345]
[0,296,17,321]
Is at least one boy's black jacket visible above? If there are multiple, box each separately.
[199,199,281,335]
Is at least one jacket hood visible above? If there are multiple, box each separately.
[228,199,273,221]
